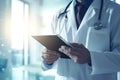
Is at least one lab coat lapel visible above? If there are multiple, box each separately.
[73,0,101,43]
[78,0,109,29]
[78,0,101,30]
[67,1,78,34]
[66,0,101,35]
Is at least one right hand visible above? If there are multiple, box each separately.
[42,49,60,65]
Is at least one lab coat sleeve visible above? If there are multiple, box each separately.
[41,61,54,70]
[90,18,120,74]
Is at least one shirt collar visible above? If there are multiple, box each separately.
[74,0,93,7]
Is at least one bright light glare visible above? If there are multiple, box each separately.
[116,0,120,4]
[11,0,29,50]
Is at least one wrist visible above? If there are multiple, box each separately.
[44,61,54,65]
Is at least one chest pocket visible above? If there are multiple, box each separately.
[85,8,111,52]
[86,26,110,52]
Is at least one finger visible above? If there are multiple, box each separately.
[42,53,56,60]
[42,48,52,53]
[42,54,59,64]
[70,43,84,49]
[59,45,69,53]
[59,45,78,54]
[42,55,57,60]
[42,49,58,56]
[70,43,80,47]
[59,46,77,58]
[42,48,47,53]
[65,49,81,63]
[43,57,55,64]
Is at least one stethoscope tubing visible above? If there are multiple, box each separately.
[98,0,104,20]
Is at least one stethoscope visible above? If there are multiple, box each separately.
[58,0,105,30]
[93,0,104,30]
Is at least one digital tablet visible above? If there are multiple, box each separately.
[32,35,72,59]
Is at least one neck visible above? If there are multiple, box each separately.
[76,0,93,5]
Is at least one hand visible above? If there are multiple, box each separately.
[59,43,91,64]
[42,49,60,65]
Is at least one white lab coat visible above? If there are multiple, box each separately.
[50,0,120,80]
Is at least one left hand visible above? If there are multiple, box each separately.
[59,43,91,64]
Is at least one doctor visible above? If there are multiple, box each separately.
[42,0,120,80]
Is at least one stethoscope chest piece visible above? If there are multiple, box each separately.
[93,21,103,30]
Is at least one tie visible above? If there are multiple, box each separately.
[76,4,81,28]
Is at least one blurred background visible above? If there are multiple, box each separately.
[0,0,120,80]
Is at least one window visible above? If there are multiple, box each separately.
[11,0,29,66]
